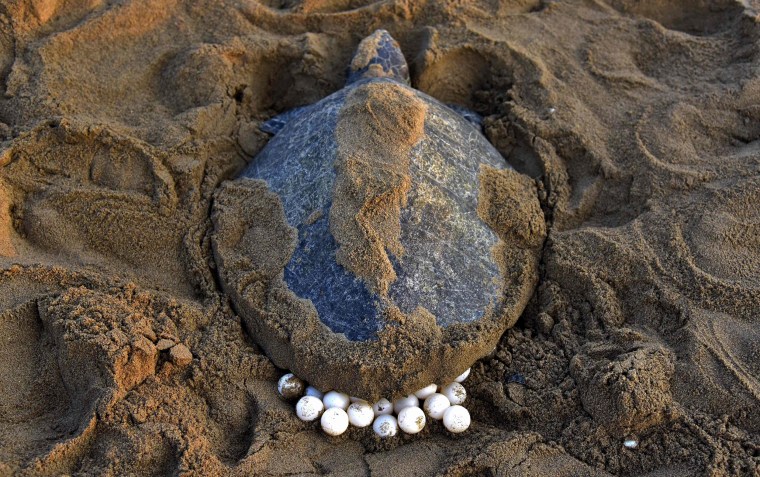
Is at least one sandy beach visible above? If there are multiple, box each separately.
[1,0,759,475]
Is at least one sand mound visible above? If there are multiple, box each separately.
[0,0,758,475]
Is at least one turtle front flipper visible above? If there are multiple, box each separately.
[346,29,410,86]
[446,104,485,131]
[260,105,310,135]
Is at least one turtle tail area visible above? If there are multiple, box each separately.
[346,29,410,86]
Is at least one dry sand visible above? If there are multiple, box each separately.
[1,0,759,475]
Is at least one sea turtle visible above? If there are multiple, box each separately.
[211,30,545,399]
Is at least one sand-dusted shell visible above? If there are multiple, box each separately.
[211,30,545,399]
[242,78,507,340]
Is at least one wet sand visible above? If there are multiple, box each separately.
[1,0,759,475]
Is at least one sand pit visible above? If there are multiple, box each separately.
[1,0,759,475]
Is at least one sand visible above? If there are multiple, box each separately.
[331,81,425,296]
[0,0,759,475]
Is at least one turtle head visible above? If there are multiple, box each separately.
[346,29,410,86]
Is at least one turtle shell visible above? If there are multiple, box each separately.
[243,78,506,340]
[211,77,545,399]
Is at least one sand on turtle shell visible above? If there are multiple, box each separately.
[0,0,759,476]
[331,82,426,296]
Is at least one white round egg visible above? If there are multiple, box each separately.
[397,406,426,434]
[295,396,324,422]
[373,398,393,416]
[413,383,438,400]
[347,401,374,428]
[393,394,419,414]
[373,414,398,438]
[454,368,471,383]
[442,405,470,433]
[423,393,451,420]
[277,373,305,400]
[304,386,324,400]
[323,391,350,410]
[321,407,349,436]
[441,382,467,405]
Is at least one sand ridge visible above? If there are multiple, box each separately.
[0,0,759,475]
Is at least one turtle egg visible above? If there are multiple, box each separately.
[393,394,419,414]
[347,401,374,427]
[623,438,639,449]
[413,383,438,400]
[277,373,305,400]
[373,398,393,416]
[323,391,350,410]
[441,382,467,405]
[397,406,426,434]
[305,386,324,400]
[442,405,470,433]
[295,396,324,422]
[423,393,451,420]
[321,407,349,436]
[454,368,471,383]
[373,414,399,438]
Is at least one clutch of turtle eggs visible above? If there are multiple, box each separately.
[277,369,472,437]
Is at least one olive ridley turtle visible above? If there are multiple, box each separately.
[211,30,546,399]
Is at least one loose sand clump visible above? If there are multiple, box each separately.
[571,344,676,433]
